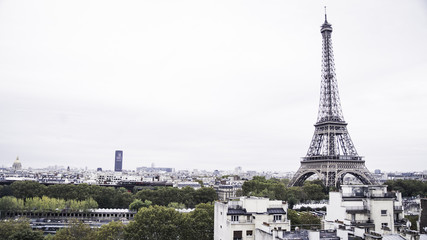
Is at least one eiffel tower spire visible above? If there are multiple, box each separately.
[288,13,377,187]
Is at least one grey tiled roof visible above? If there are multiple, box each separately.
[267,208,286,214]
[227,208,249,215]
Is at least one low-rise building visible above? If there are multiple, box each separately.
[176,181,201,189]
[214,196,291,240]
[324,185,405,239]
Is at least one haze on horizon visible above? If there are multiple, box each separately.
[1,0,426,172]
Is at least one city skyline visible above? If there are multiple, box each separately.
[1,1,426,172]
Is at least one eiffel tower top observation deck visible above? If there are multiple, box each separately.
[288,13,377,187]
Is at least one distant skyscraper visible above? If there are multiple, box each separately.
[115,150,123,172]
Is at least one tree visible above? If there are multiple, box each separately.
[129,199,152,211]
[82,197,99,211]
[405,215,418,231]
[187,203,215,240]
[45,184,76,200]
[96,221,125,240]
[25,196,66,212]
[65,198,98,212]
[125,205,186,240]
[385,180,427,197]
[91,186,116,208]
[113,188,135,209]
[134,186,217,208]
[302,183,326,201]
[288,209,321,230]
[10,181,46,199]
[53,220,97,240]
[0,219,44,240]
[0,196,25,211]
[0,184,12,198]
[193,187,218,206]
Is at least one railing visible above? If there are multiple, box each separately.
[342,192,396,198]
[229,219,253,224]
[351,220,374,224]
[370,193,395,198]
[345,206,368,211]
[394,220,406,225]
[394,206,403,211]
[302,155,363,161]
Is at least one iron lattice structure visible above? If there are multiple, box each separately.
[288,16,377,187]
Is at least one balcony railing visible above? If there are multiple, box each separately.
[342,192,396,198]
[345,206,369,211]
[351,220,374,225]
[229,219,253,224]
[394,206,403,211]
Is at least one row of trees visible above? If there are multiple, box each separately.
[0,181,218,209]
[0,196,98,212]
[135,186,217,208]
[0,181,133,208]
[0,203,214,240]
[385,179,427,197]
[242,177,328,207]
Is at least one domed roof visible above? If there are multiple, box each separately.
[12,156,22,170]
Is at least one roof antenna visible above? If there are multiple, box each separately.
[324,6,328,22]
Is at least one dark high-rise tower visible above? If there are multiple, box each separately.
[288,14,377,187]
[115,150,123,172]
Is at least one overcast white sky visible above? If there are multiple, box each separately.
[1,1,426,172]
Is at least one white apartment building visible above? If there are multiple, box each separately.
[214,196,291,240]
[324,185,405,239]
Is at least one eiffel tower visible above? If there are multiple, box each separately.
[288,14,377,187]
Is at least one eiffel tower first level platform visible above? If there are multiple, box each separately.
[288,13,378,187]
[290,158,377,187]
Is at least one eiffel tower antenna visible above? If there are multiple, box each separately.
[288,11,377,188]
[324,6,327,22]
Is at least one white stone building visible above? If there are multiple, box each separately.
[323,185,405,239]
[214,196,291,240]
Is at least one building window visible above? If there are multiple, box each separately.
[381,210,387,215]
[231,215,239,222]
[274,214,282,222]
[381,223,388,229]
[246,230,253,236]
[233,231,242,240]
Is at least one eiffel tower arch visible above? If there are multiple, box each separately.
[288,13,377,188]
